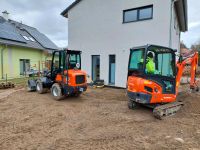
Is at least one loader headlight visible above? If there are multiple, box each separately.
[154,87,158,93]
[76,63,80,69]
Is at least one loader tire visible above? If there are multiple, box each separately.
[36,80,48,94]
[72,92,81,97]
[51,83,65,101]
[27,83,32,92]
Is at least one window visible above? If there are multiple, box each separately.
[22,35,29,41]
[157,53,174,77]
[123,5,153,23]
[139,7,153,20]
[92,55,100,81]
[129,49,144,70]
[29,37,35,42]
[68,54,81,69]
[124,10,137,22]
[52,51,64,74]
[146,46,176,78]
[19,59,30,75]
[109,55,116,84]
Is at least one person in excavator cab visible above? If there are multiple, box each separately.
[146,52,156,74]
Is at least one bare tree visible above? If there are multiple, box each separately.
[190,38,200,51]
[180,41,187,49]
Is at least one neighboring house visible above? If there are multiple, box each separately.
[0,11,59,79]
[61,0,188,87]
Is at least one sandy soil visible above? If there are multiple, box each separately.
[0,86,200,150]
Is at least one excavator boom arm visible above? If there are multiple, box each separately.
[176,51,199,93]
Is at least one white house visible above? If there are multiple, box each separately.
[61,0,188,88]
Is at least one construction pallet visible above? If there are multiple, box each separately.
[0,82,15,89]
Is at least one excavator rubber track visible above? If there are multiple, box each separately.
[153,101,184,120]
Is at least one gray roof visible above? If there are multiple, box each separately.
[0,16,59,50]
[61,0,188,32]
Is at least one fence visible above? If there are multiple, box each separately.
[0,60,52,80]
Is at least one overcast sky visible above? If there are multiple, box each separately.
[0,0,199,48]
[181,0,200,47]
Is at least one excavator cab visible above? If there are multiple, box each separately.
[127,45,177,108]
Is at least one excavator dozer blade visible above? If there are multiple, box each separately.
[153,102,184,120]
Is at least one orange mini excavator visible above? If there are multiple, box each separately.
[127,45,199,119]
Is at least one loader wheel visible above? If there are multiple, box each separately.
[27,83,32,92]
[36,80,48,94]
[73,92,81,97]
[128,99,138,110]
[51,83,65,101]
[196,87,199,92]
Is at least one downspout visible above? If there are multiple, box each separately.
[169,0,178,48]
[1,44,7,79]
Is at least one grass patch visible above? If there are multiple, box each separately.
[0,77,38,86]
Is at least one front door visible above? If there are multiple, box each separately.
[92,55,100,81]
[20,59,30,75]
[109,55,116,84]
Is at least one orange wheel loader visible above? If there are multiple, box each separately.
[127,45,199,119]
[27,49,87,100]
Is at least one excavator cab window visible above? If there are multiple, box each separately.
[129,48,145,75]
[146,46,176,78]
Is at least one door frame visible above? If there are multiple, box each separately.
[108,54,116,85]
[91,55,100,81]
[19,59,30,76]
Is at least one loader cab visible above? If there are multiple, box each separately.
[51,50,81,80]
[128,45,177,94]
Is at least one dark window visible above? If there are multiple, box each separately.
[129,49,145,70]
[139,7,153,20]
[68,53,81,69]
[109,55,116,84]
[19,59,30,75]
[92,55,100,81]
[146,46,176,78]
[124,9,137,22]
[52,51,63,73]
[123,5,153,23]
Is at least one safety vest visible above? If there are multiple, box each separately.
[146,58,155,74]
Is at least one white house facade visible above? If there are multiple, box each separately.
[61,0,188,88]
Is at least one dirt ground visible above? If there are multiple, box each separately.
[0,85,200,150]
